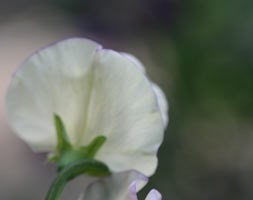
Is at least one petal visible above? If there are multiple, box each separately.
[121,53,168,127]
[145,189,162,200]
[151,84,169,127]
[6,38,101,151]
[121,53,146,73]
[82,170,148,200]
[83,49,165,176]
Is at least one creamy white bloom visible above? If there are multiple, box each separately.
[6,38,168,176]
[79,170,162,200]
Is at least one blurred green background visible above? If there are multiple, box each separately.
[0,0,253,199]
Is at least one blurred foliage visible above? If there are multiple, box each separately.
[172,0,253,118]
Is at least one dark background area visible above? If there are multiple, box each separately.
[0,0,253,199]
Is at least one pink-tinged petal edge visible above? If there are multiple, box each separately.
[145,189,162,200]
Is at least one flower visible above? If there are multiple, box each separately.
[79,170,162,200]
[6,38,168,176]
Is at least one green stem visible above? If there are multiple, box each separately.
[45,159,111,200]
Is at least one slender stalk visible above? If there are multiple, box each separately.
[45,159,111,200]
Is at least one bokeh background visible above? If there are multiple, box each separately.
[0,0,253,199]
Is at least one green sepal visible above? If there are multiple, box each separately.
[48,153,58,162]
[79,135,106,158]
[54,114,71,155]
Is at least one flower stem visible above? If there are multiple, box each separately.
[45,159,111,200]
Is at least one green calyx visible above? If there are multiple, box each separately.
[49,114,107,172]
[46,159,111,200]
[45,114,111,200]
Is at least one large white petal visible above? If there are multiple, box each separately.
[83,49,165,176]
[81,170,148,200]
[6,38,101,151]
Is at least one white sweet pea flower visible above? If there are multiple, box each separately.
[79,170,162,200]
[6,38,168,176]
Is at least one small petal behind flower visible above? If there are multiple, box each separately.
[81,170,148,200]
[145,189,162,200]
[81,171,162,200]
